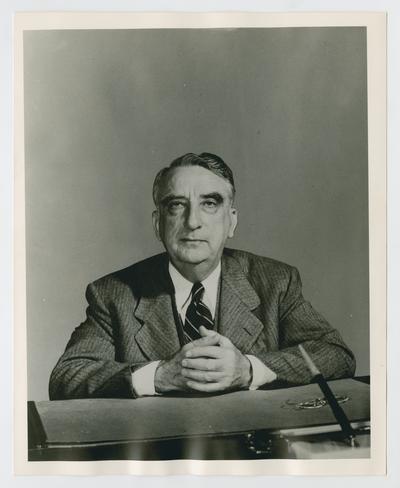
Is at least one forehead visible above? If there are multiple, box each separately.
[160,166,232,198]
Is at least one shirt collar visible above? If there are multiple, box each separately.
[168,261,221,317]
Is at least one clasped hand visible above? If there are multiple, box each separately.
[155,326,252,394]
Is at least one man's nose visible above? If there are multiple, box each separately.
[185,204,202,230]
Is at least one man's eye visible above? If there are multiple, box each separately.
[202,200,217,208]
[167,201,185,211]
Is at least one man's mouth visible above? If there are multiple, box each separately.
[180,238,207,243]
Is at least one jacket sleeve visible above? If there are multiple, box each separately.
[49,282,145,400]
[258,266,356,386]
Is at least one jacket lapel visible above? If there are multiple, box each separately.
[132,252,266,359]
[133,256,181,360]
[219,253,265,353]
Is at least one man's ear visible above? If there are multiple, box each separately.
[152,210,161,241]
[228,207,238,238]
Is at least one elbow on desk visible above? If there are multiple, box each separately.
[48,360,137,400]
[48,362,88,400]
[344,350,357,378]
[325,345,357,381]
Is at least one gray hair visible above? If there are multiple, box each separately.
[152,152,236,206]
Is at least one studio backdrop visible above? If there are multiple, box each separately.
[24,27,369,400]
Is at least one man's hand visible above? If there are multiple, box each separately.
[180,327,252,393]
[154,333,221,393]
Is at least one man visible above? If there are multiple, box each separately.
[49,152,355,400]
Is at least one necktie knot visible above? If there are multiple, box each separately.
[191,282,204,305]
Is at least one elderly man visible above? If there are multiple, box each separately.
[49,152,355,400]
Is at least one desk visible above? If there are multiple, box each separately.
[28,378,370,461]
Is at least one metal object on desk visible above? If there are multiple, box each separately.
[284,394,349,410]
[298,345,358,446]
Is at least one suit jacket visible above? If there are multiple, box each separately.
[49,248,355,400]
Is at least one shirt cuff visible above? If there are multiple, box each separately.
[131,361,160,396]
[246,354,277,390]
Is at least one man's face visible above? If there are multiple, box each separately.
[153,166,237,276]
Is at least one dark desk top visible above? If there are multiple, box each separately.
[29,378,370,448]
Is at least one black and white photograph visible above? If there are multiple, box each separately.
[13,11,386,476]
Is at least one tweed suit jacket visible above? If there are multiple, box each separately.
[49,248,355,400]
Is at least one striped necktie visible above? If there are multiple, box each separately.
[183,282,214,343]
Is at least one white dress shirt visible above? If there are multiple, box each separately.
[131,262,277,396]
[169,261,221,323]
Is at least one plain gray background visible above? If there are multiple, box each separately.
[24,27,369,401]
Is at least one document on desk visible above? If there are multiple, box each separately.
[29,378,369,446]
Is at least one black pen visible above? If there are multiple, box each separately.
[298,344,358,447]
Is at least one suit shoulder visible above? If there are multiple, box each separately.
[224,248,296,276]
[89,253,167,297]
[223,248,299,293]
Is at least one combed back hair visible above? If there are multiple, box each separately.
[152,152,236,206]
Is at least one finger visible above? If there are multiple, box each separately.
[185,346,223,359]
[198,328,233,349]
[182,357,221,371]
[190,333,220,347]
[182,334,218,352]
[182,342,195,353]
[186,380,226,393]
[181,368,224,382]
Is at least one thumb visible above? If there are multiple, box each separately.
[198,327,232,348]
[192,327,220,347]
[199,326,216,337]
